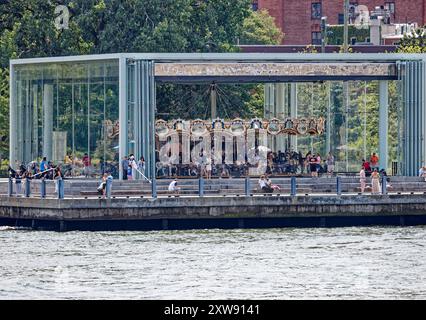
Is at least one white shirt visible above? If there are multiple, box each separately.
[258,179,267,189]
[168,180,178,191]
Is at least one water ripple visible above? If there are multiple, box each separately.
[0,226,425,299]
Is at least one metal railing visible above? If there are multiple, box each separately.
[1,175,420,200]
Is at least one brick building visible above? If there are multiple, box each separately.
[254,0,426,45]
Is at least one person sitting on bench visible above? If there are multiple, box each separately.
[168,179,181,194]
[258,175,273,193]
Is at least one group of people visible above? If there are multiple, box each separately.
[258,175,281,193]
[8,157,65,196]
[121,155,146,180]
[358,153,392,194]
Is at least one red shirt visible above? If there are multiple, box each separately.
[83,156,91,167]
[363,161,371,171]
[370,155,379,165]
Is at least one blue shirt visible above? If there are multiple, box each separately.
[40,161,47,172]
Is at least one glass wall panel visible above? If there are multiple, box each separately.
[12,60,119,178]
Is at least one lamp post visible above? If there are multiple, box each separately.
[343,0,349,53]
[321,16,328,53]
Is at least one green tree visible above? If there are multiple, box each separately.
[397,26,426,53]
[239,9,283,45]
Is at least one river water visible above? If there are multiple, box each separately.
[0,226,425,299]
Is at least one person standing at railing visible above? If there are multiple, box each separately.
[138,156,145,177]
[15,170,22,196]
[40,157,47,178]
[128,154,136,180]
[370,153,379,171]
[82,153,91,178]
[371,169,381,194]
[54,166,63,194]
[121,156,129,180]
[359,166,366,193]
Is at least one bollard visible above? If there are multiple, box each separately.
[336,176,342,195]
[290,176,296,197]
[8,177,13,197]
[40,178,46,198]
[245,177,251,197]
[381,175,387,195]
[106,179,112,199]
[152,178,157,199]
[25,178,31,198]
[57,179,64,199]
[199,177,204,197]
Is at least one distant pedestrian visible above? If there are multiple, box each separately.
[40,157,47,175]
[370,153,379,171]
[15,171,22,195]
[420,166,426,182]
[129,154,137,179]
[97,173,108,197]
[82,153,91,178]
[258,175,273,193]
[168,179,180,194]
[138,156,146,177]
[359,166,366,193]
[371,169,381,194]
[122,156,129,180]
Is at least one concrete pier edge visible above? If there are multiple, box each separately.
[1,193,426,232]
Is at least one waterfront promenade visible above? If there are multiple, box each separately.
[1,176,426,231]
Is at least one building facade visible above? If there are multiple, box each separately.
[255,0,426,45]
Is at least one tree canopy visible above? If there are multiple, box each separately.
[397,25,426,53]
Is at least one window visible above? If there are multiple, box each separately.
[312,32,322,45]
[311,3,322,19]
[338,13,345,24]
[350,37,357,45]
[252,0,258,11]
[385,2,395,14]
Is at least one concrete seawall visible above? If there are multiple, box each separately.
[1,194,426,231]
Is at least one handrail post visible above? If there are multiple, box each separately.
[41,178,46,199]
[8,176,13,197]
[336,176,342,195]
[58,179,64,199]
[381,175,387,195]
[245,177,251,196]
[106,179,112,199]
[152,178,157,198]
[25,178,31,198]
[199,177,204,197]
[291,176,296,197]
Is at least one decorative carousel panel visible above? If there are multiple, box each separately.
[283,118,297,135]
[230,118,246,136]
[250,118,263,129]
[307,118,318,135]
[267,118,282,135]
[191,119,208,136]
[317,117,325,134]
[296,118,308,135]
[212,118,225,130]
[155,120,170,137]
[173,119,187,131]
